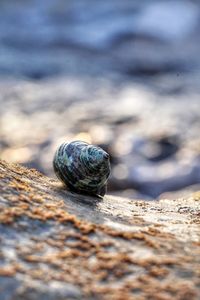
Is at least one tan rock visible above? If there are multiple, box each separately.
[0,160,199,299]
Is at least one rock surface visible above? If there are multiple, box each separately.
[0,160,199,299]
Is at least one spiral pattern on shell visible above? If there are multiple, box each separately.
[53,141,111,197]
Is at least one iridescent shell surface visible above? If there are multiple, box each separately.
[53,141,111,197]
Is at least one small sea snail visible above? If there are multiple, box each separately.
[53,140,111,197]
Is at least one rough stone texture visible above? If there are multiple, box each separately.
[0,160,199,299]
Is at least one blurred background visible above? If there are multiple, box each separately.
[0,0,200,199]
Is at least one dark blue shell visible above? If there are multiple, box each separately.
[53,141,110,197]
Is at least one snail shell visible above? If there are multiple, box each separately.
[53,140,111,197]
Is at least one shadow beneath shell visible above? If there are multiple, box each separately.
[69,190,103,207]
[51,182,133,227]
[52,182,103,208]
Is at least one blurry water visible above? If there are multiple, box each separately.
[0,0,200,198]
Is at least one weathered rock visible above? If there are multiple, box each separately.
[0,160,199,299]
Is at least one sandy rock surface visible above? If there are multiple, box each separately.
[0,160,199,299]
